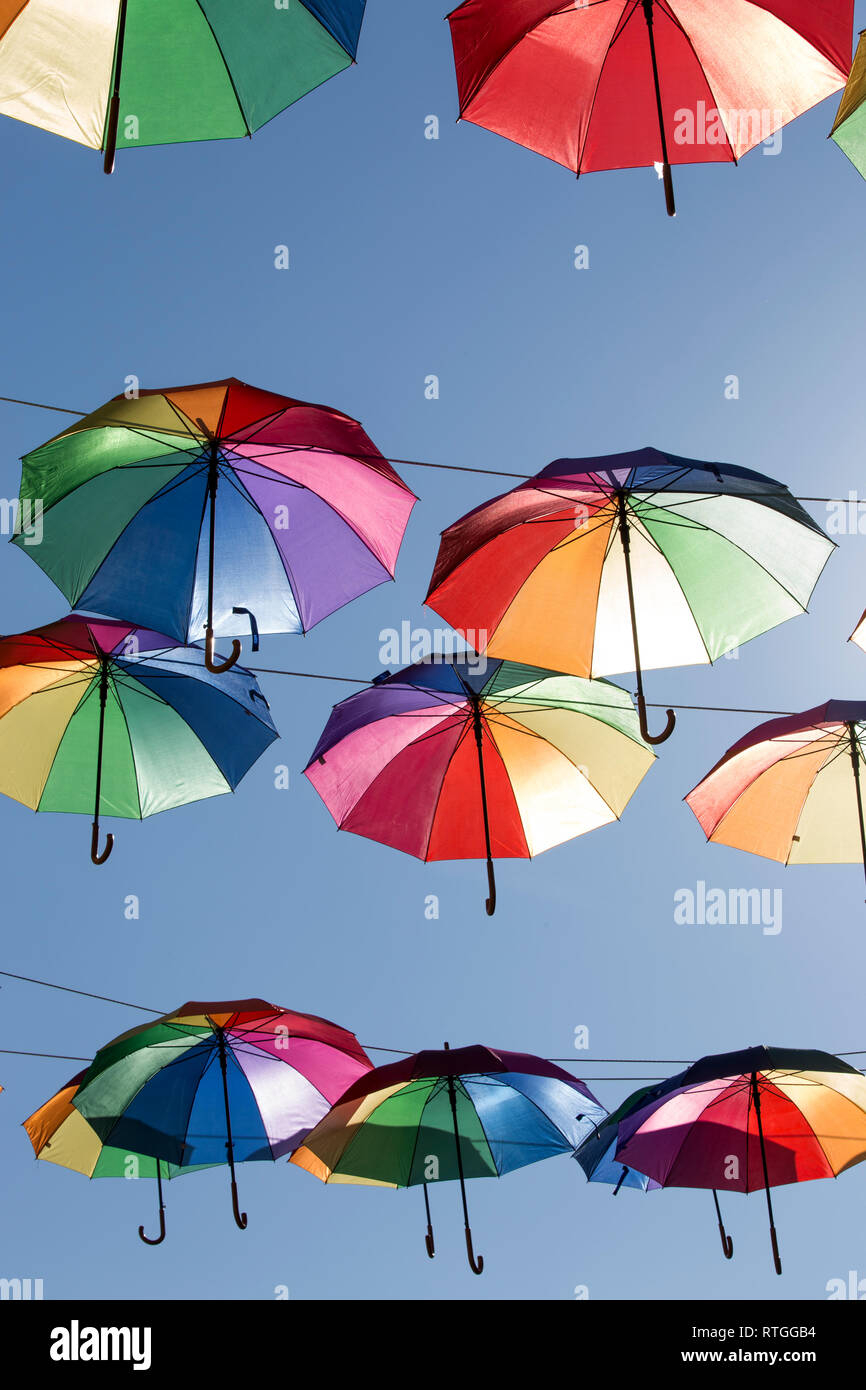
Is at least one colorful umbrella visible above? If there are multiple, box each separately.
[448,0,853,215]
[291,1042,605,1273]
[831,29,866,177]
[574,1082,736,1259]
[0,614,277,863]
[24,1071,216,1245]
[0,1,368,174]
[304,656,654,914]
[426,448,833,744]
[616,1046,866,1274]
[70,999,372,1231]
[686,701,866,896]
[14,378,416,673]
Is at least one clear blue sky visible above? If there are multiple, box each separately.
[1,0,866,1301]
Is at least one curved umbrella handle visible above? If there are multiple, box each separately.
[638,696,677,746]
[91,823,114,865]
[205,630,242,675]
[465,1227,484,1275]
[138,1209,166,1246]
[485,859,497,917]
[718,1223,733,1260]
[231,1178,248,1231]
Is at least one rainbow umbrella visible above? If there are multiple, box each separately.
[448,0,853,215]
[70,999,372,1231]
[686,701,866,897]
[426,448,833,744]
[24,1071,215,1245]
[0,614,277,863]
[0,1,368,174]
[831,29,866,177]
[304,656,655,914]
[615,1046,866,1274]
[14,378,416,673]
[292,1042,605,1273]
[574,1082,737,1260]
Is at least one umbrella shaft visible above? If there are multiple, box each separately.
[751,1074,777,1227]
[848,724,866,889]
[446,1072,472,1228]
[471,699,494,865]
[641,0,671,168]
[207,445,220,634]
[93,659,110,825]
[616,493,647,706]
[216,1028,238,1180]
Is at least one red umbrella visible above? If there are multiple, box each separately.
[447,0,854,214]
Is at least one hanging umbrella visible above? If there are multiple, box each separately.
[24,1071,216,1245]
[304,656,655,914]
[0,1,368,174]
[831,29,866,177]
[0,613,277,863]
[426,448,833,744]
[291,1042,605,1273]
[615,1045,866,1274]
[70,999,372,1231]
[574,1083,735,1259]
[13,378,417,673]
[447,0,854,215]
[686,701,866,898]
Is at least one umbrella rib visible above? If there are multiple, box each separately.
[661,0,737,163]
[193,0,253,137]
[219,463,310,635]
[575,1,641,175]
[422,717,479,862]
[454,2,589,114]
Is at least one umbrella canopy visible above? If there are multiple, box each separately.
[14,378,416,673]
[24,1071,214,1244]
[850,607,866,652]
[70,999,372,1230]
[616,1045,866,1273]
[0,0,368,173]
[292,1042,605,1272]
[575,1086,662,1194]
[304,656,655,914]
[831,29,866,176]
[0,613,277,863]
[448,0,854,214]
[574,1081,738,1258]
[686,701,866,894]
[426,448,833,744]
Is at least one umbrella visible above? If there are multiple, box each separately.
[831,29,866,177]
[0,613,277,863]
[14,378,416,673]
[686,701,866,898]
[850,607,866,652]
[0,1,368,174]
[616,1045,866,1274]
[304,656,655,914]
[70,999,372,1231]
[447,0,854,215]
[24,1071,217,1245]
[426,448,833,744]
[291,1041,605,1273]
[574,1083,735,1258]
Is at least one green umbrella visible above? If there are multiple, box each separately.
[831,30,866,178]
[0,1,367,173]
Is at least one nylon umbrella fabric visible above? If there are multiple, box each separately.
[851,607,866,652]
[291,1043,605,1271]
[447,0,853,214]
[14,379,417,664]
[685,701,866,884]
[831,28,866,176]
[426,447,833,743]
[615,1045,866,1272]
[0,1,367,170]
[0,613,277,861]
[70,999,373,1229]
[574,1085,663,1193]
[304,655,655,913]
